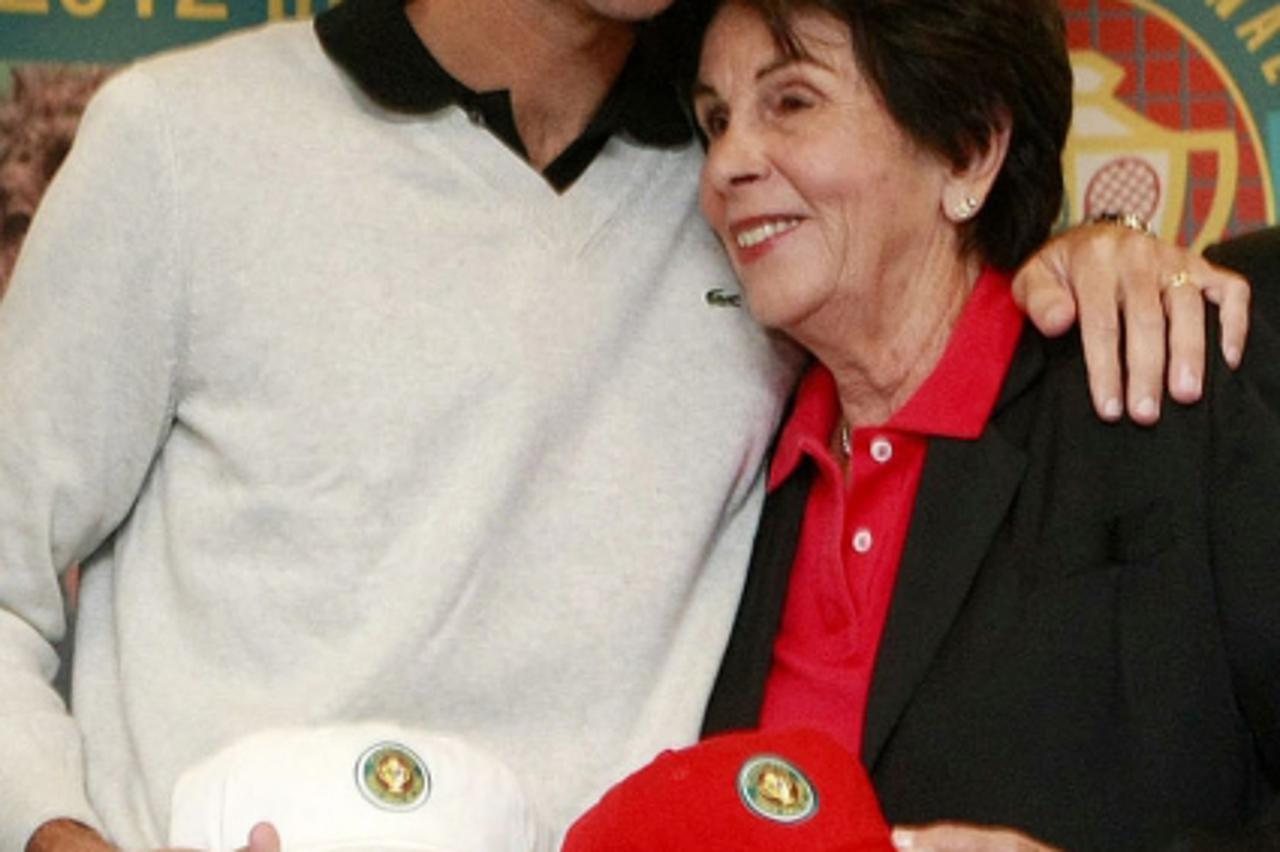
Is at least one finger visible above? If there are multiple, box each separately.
[893,824,950,851]
[1123,270,1167,425]
[1103,228,1177,424]
[1163,271,1206,405]
[1033,223,1140,420]
[1194,258,1250,368]
[892,823,999,851]
[1074,270,1125,422]
[241,822,281,852]
[1012,256,1077,338]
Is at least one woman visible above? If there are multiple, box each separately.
[685,0,1279,849]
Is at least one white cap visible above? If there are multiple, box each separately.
[168,723,550,852]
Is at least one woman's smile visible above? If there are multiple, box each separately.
[730,215,805,261]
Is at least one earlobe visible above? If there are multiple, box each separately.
[948,195,981,222]
[942,119,1012,224]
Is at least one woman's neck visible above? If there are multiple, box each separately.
[798,250,983,430]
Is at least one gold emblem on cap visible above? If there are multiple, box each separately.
[737,754,817,823]
[355,742,430,810]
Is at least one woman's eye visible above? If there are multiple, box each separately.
[700,109,729,138]
[775,92,813,114]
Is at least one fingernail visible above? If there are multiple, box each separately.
[1177,366,1201,397]
[1135,396,1158,421]
[1225,344,1242,368]
[1103,397,1123,420]
[891,829,915,849]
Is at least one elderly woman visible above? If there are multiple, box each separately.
[679,0,1280,849]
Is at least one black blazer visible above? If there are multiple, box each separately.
[704,234,1280,851]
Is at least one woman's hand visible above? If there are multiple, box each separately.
[1013,222,1250,425]
[892,822,1062,852]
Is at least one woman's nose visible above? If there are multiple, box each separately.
[704,124,769,194]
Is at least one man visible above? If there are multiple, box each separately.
[0,0,1247,849]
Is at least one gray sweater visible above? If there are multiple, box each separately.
[0,22,800,848]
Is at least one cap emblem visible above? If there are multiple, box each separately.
[737,754,817,824]
[356,742,430,810]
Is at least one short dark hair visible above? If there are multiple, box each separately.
[701,0,1072,270]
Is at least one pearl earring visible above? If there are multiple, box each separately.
[953,195,980,221]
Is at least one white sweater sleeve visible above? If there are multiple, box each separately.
[0,69,184,849]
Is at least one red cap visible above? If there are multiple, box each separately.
[564,728,894,851]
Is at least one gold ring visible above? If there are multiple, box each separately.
[1163,269,1190,291]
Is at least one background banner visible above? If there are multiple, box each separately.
[0,0,334,63]
[1063,0,1279,249]
[1,0,1278,291]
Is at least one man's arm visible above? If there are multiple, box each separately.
[1014,221,1250,425]
[0,68,183,851]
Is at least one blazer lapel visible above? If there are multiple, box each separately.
[861,333,1042,768]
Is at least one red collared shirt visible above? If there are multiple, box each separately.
[759,267,1025,759]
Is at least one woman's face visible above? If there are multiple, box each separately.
[694,4,956,332]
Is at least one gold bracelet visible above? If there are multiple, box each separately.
[1085,211,1156,236]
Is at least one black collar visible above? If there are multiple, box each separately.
[314,0,694,190]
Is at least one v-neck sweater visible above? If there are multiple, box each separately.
[0,21,800,849]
